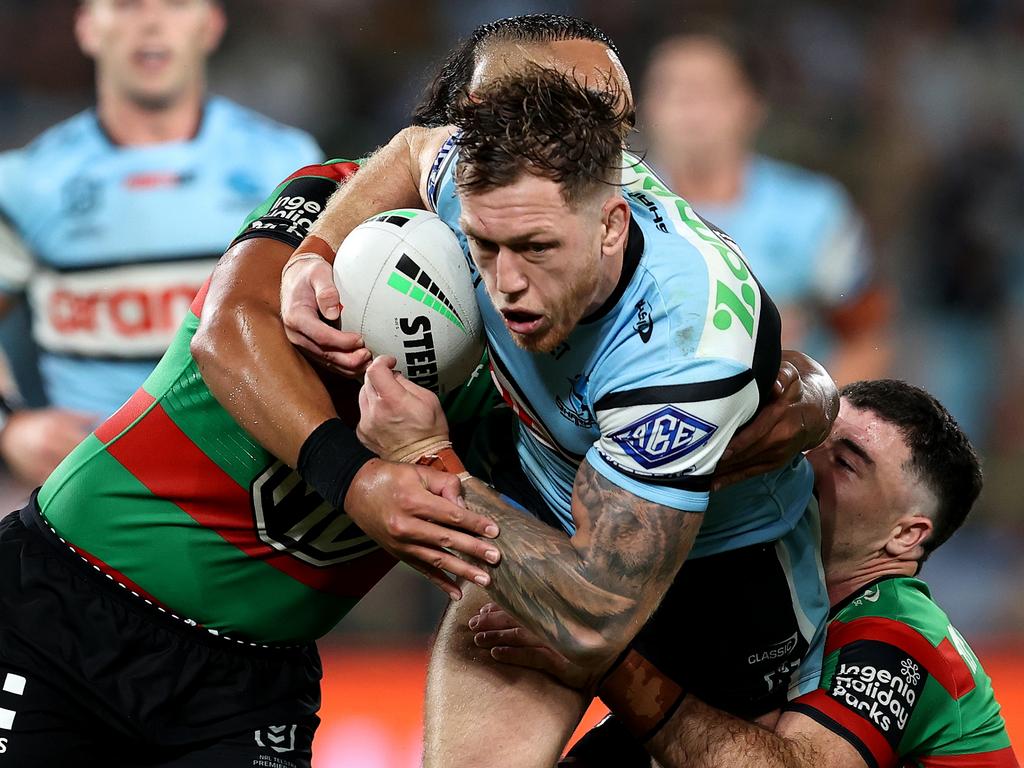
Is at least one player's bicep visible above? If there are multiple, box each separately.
[590,368,761,504]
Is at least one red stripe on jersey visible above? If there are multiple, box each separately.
[190,278,211,316]
[66,539,173,613]
[489,362,535,429]
[105,403,393,597]
[936,638,977,698]
[797,689,897,768]
[281,161,359,185]
[918,747,1020,767]
[826,618,975,699]
[95,388,156,443]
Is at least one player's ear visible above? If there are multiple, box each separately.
[75,2,100,59]
[600,195,630,256]
[201,1,227,54]
[885,515,933,562]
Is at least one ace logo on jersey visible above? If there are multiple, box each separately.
[609,405,717,470]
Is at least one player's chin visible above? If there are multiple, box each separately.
[509,321,565,354]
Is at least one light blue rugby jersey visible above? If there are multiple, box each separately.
[0,96,321,417]
[428,138,814,558]
[690,155,873,359]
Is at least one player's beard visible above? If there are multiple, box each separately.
[511,268,602,354]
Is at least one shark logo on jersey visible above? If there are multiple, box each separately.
[609,405,717,469]
[556,374,595,428]
[62,175,101,216]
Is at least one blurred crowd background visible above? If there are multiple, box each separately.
[0,0,1021,761]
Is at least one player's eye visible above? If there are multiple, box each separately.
[523,242,555,257]
[469,236,497,255]
[836,456,855,472]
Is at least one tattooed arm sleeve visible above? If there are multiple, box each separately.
[462,459,702,672]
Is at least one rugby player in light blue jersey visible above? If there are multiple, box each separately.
[643,24,890,385]
[0,0,320,485]
[265,37,834,762]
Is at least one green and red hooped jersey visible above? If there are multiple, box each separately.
[787,577,1018,768]
[36,159,496,645]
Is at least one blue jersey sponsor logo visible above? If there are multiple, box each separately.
[633,299,654,343]
[610,405,718,470]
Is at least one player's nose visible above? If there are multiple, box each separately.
[494,251,528,296]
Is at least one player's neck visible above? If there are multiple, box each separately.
[96,83,205,146]
[664,150,747,206]
[827,557,918,606]
[585,227,627,316]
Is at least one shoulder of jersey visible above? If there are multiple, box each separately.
[753,154,850,210]
[839,577,944,630]
[14,110,103,163]
[0,111,103,204]
[206,96,319,150]
[627,197,712,288]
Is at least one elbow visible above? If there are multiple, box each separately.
[557,621,632,670]
[190,303,233,383]
[189,314,217,375]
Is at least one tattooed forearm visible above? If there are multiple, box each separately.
[461,460,701,672]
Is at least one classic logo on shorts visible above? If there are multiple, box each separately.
[609,405,717,469]
[251,461,380,567]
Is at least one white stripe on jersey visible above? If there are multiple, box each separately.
[28,259,216,357]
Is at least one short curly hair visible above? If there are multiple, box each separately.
[450,64,632,206]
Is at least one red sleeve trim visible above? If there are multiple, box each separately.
[826,617,975,699]
[791,689,897,768]
[189,277,211,316]
[94,387,157,443]
[919,747,1020,767]
[281,160,359,185]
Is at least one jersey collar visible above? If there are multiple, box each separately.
[828,574,905,619]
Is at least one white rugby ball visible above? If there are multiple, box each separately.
[333,209,484,398]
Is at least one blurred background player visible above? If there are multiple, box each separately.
[641,22,890,385]
[0,0,321,487]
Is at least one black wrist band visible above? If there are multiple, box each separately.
[296,418,376,510]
